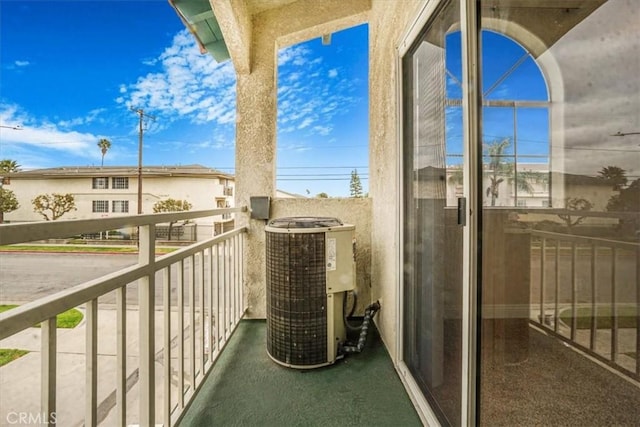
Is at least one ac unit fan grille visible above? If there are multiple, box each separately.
[266,231,327,366]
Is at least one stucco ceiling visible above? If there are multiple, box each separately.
[245,0,299,16]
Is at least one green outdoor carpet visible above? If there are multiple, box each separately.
[178,320,422,427]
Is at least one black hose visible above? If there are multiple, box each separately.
[343,290,361,332]
[340,301,381,354]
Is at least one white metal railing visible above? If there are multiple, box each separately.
[530,230,639,381]
[0,208,247,426]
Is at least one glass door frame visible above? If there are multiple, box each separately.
[396,0,480,425]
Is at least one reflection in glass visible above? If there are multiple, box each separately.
[402,1,462,425]
[479,1,640,425]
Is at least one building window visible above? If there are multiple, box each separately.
[92,200,109,213]
[92,177,109,189]
[112,200,129,213]
[516,199,527,207]
[112,177,129,189]
[542,199,551,207]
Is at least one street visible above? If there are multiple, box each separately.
[0,253,137,304]
[0,252,214,307]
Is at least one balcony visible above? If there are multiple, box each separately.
[0,207,420,426]
[1,206,639,426]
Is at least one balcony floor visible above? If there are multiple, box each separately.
[179,320,422,426]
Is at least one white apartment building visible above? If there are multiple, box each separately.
[3,164,236,239]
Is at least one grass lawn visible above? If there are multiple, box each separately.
[0,245,175,254]
[0,305,84,366]
[0,349,29,367]
[0,304,84,328]
[560,306,638,329]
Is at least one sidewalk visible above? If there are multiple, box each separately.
[0,307,180,427]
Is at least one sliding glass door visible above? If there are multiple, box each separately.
[401,1,639,425]
[401,1,464,425]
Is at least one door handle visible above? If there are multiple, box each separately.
[457,197,466,226]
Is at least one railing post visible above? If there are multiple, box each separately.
[554,239,560,333]
[540,238,546,325]
[199,251,206,374]
[162,267,172,427]
[571,242,578,341]
[41,317,57,426]
[86,299,98,426]
[116,287,127,426]
[189,255,196,394]
[139,224,156,426]
[590,243,597,350]
[636,245,640,376]
[177,259,185,410]
[610,247,618,363]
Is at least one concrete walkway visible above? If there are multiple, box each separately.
[0,307,175,427]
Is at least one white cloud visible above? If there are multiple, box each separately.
[278,45,312,66]
[15,60,30,67]
[142,58,158,66]
[280,143,312,152]
[276,45,362,139]
[57,108,106,128]
[544,0,640,177]
[313,125,332,136]
[297,117,314,129]
[0,103,99,157]
[121,30,237,128]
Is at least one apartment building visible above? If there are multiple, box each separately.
[3,164,236,238]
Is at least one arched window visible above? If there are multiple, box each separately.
[445,30,550,207]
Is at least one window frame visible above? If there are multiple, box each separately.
[112,200,129,213]
[92,200,109,213]
[112,177,129,189]
[92,177,109,189]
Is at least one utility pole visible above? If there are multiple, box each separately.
[132,108,155,214]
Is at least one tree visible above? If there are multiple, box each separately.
[350,169,363,198]
[0,159,21,173]
[0,188,19,223]
[316,192,329,198]
[97,138,112,167]
[483,139,544,206]
[484,138,511,206]
[606,178,640,237]
[32,193,77,221]
[152,198,192,240]
[557,197,593,232]
[606,178,640,212]
[598,165,627,191]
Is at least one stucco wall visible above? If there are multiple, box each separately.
[369,0,422,361]
[235,0,371,319]
[232,0,423,359]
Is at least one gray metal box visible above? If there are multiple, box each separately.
[250,196,271,220]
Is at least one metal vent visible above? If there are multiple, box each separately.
[266,229,327,367]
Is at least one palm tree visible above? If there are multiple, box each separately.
[598,165,627,191]
[0,159,21,173]
[97,138,112,167]
[484,138,511,206]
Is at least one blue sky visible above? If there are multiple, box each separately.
[0,0,369,197]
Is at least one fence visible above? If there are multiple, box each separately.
[529,229,639,381]
[0,207,247,426]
